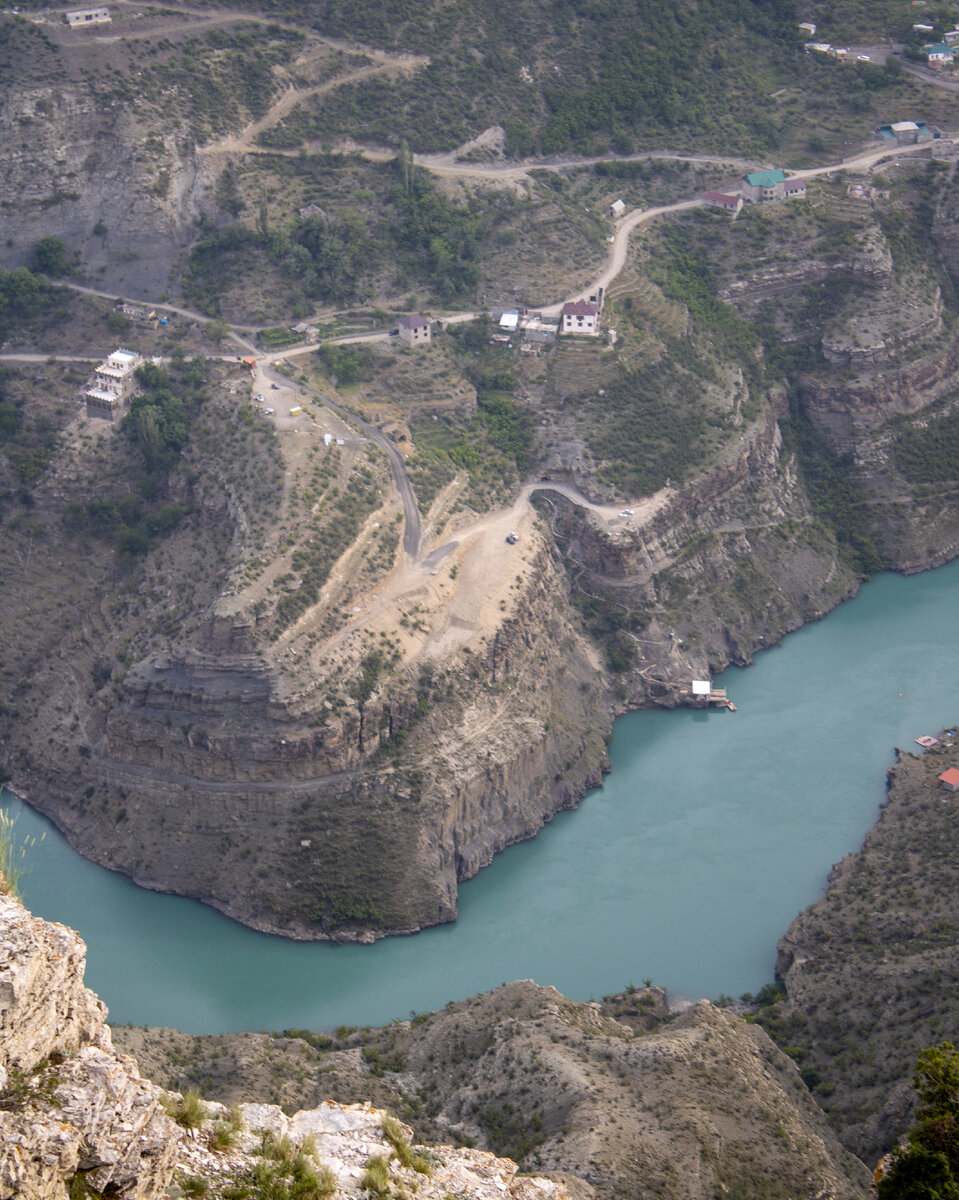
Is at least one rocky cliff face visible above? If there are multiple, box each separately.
[0,895,575,1200]
[9,335,959,941]
[772,739,959,1165]
[7,501,609,939]
[0,67,203,298]
[542,405,859,704]
[0,893,178,1200]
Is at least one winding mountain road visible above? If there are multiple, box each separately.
[31,128,956,573]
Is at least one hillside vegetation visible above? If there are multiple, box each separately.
[763,737,959,1166]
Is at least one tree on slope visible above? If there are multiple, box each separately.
[879,1043,959,1199]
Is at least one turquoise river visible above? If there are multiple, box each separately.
[4,558,959,1034]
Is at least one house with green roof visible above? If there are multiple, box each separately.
[741,169,787,203]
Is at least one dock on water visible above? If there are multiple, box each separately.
[680,679,737,711]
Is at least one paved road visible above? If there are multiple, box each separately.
[259,362,422,559]
[0,353,98,363]
[45,128,958,566]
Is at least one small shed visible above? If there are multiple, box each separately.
[609,198,626,218]
[691,680,711,696]
[939,768,959,792]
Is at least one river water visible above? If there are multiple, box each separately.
[4,559,959,1033]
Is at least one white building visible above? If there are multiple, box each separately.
[923,42,955,64]
[561,300,600,336]
[65,7,111,26]
[397,314,431,347]
[85,348,141,421]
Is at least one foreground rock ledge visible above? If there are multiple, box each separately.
[0,892,571,1200]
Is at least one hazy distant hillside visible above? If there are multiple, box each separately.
[192,0,804,154]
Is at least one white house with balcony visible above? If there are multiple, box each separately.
[85,348,141,421]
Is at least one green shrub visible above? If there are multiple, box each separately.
[382,1115,432,1175]
[360,1154,391,1197]
[162,1088,208,1131]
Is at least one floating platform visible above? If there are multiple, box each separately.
[679,688,737,711]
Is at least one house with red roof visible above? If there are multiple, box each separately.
[561,300,600,336]
[702,191,743,216]
[939,768,959,792]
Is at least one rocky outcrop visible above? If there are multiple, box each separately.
[801,332,959,449]
[116,979,873,1200]
[184,1098,574,1200]
[0,893,179,1200]
[0,896,574,1200]
[0,76,204,298]
[9,527,609,941]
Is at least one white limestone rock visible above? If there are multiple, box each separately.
[0,894,179,1200]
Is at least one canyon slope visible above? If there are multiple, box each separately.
[770,733,959,1166]
[111,972,872,1200]
[4,5,959,940]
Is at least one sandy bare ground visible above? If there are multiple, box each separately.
[281,479,671,670]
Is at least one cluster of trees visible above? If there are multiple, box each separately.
[316,342,375,386]
[0,369,20,444]
[255,0,802,156]
[781,407,884,577]
[0,366,59,491]
[185,159,482,312]
[879,1043,959,1198]
[0,266,65,342]
[894,407,959,484]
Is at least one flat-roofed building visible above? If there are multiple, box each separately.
[65,7,111,26]
[84,347,141,421]
[876,120,937,144]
